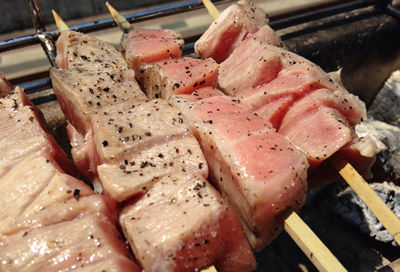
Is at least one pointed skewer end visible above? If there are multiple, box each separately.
[52,9,69,32]
[105,1,133,33]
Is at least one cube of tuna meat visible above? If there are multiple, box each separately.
[121,29,184,76]
[142,57,218,99]
[195,0,270,63]
[0,87,76,175]
[278,89,357,168]
[220,35,327,96]
[0,150,90,235]
[308,136,377,187]
[0,83,140,271]
[50,67,146,135]
[0,213,139,272]
[194,112,308,250]
[169,95,250,136]
[68,99,208,202]
[238,63,339,111]
[119,173,256,272]
[55,30,131,72]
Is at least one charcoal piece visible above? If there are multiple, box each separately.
[332,182,400,246]
[369,70,400,127]
[356,117,400,180]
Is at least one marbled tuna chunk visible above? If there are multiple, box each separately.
[121,29,184,75]
[0,87,76,175]
[218,38,282,96]
[195,0,269,63]
[55,30,130,71]
[194,112,308,250]
[98,136,208,201]
[50,68,146,134]
[89,100,207,201]
[279,91,354,168]
[0,214,138,272]
[0,79,140,272]
[119,173,256,272]
[142,57,218,99]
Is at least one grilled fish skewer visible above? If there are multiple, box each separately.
[105,3,347,272]
[201,0,400,246]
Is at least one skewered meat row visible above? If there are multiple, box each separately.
[116,0,377,250]
[50,30,256,271]
[0,75,141,271]
[116,11,309,252]
[193,0,376,180]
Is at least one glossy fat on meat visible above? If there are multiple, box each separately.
[89,100,207,201]
[119,173,256,272]
[121,29,184,76]
[195,0,268,63]
[142,57,218,99]
[194,112,308,250]
[0,213,137,272]
[50,68,146,134]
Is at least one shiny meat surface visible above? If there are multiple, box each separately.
[119,173,256,272]
[170,95,308,250]
[122,28,184,76]
[142,57,218,99]
[0,83,140,271]
[195,0,268,63]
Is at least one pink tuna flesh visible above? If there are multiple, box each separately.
[119,173,256,272]
[142,57,218,99]
[121,29,184,76]
[195,0,268,63]
[194,112,308,250]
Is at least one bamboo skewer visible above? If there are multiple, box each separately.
[105,2,133,33]
[202,0,400,246]
[330,155,400,244]
[52,10,69,32]
[103,3,347,272]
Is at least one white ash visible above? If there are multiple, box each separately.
[332,182,400,247]
[368,70,400,127]
[356,117,400,180]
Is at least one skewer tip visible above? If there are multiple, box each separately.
[52,9,69,32]
[105,1,133,33]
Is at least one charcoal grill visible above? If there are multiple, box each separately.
[1,0,400,271]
